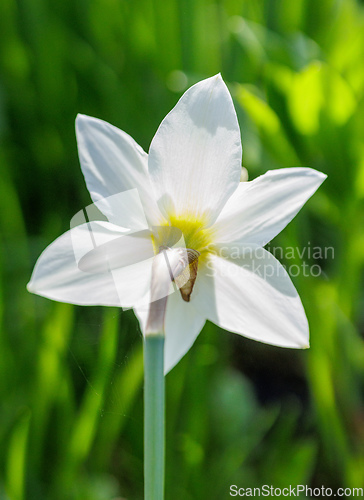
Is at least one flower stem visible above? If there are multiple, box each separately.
[143,247,190,499]
[144,334,165,500]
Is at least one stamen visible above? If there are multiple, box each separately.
[174,249,200,302]
[145,247,190,336]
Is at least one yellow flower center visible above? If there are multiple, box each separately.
[164,214,215,262]
[150,213,215,301]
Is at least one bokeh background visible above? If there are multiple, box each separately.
[1,0,364,498]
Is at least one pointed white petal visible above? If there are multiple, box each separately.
[148,74,242,224]
[134,281,206,374]
[214,167,327,246]
[27,222,154,307]
[76,114,164,227]
[164,291,206,373]
[199,248,309,348]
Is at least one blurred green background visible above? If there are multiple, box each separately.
[1,0,364,498]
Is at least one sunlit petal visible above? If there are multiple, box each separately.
[214,167,327,246]
[76,114,164,227]
[198,248,309,348]
[134,286,206,373]
[148,74,242,224]
[27,222,154,307]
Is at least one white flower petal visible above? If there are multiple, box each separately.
[110,259,154,309]
[94,189,150,232]
[164,291,206,373]
[213,167,327,246]
[76,114,163,227]
[27,221,154,307]
[148,74,242,224]
[198,249,309,348]
[134,284,206,374]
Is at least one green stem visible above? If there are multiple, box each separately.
[144,335,165,500]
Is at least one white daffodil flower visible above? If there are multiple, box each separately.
[27,74,327,373]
